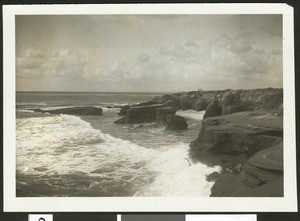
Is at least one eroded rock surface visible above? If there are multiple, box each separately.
[190,110,283,197]
[165,115,188,130]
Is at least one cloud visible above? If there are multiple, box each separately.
[230,38,253,54]
[16,48,88,80]
[139,52,150,63]
[93,33,282,89]
[159,41,200,59]
[16,14,283,91]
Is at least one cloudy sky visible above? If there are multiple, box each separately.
[16,14,282,92]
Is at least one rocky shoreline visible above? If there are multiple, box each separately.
[31,88,283,196]
[114,88,283,197]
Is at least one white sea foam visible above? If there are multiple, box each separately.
[17,102,47,106]
[176,110,205,120]
[16,114,219,196]
[17,109,35,113]
[101,107,120,112]
[134,144,221,196]
[39,106,76,110]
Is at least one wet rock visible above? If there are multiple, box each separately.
[115,99,180,124]
[165,115,188,130]
[118,105,130,116]
[206,172,221,182]
[114,117,128,124]
[127,105,159,123]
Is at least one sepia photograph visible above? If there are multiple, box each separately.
[3,4,297,212]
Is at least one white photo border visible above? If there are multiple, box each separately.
[3,3,297,212]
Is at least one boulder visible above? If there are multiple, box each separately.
[33,106,102,116]
[203,99,222,118]
[126,104,160,123]
[115,99,181,124]
[114,117,128,124]
[165,115,188,130]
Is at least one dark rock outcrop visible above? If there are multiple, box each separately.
[117,88,283,122]
[118,105,130,116]
[33,106,103,116]
[203,99,222,119]
[165,115,188,130]
[177,94,193,110]
[206,171,221,182]
[113,88,283,197]
[194,93,216,111]
[122,104,161,123]
[190,110,283,159]
[115,100,180,124]
[198,88,282,118]
[189,109,283,197]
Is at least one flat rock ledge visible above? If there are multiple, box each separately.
[191,110,283,197]
[33,106,103,116]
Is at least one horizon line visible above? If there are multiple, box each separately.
[16,87,283,94]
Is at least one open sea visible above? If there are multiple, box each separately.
[16,92,220,197]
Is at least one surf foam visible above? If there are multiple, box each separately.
[16,114,219,196]
[176,110,205,120]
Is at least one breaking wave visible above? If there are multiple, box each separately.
[16,114,220,196]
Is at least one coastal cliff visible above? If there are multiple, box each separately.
[114,88,283,197]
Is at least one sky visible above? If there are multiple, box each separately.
[16,14,282,92]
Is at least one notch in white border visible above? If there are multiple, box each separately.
[28,214,53,221]
[186,215,257,221]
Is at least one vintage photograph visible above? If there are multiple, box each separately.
[3,4,297,212]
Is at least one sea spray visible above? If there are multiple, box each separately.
[16,112,220,196]
[176,110,205,120]
[134,144,221,196]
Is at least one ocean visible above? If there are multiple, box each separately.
[16,92,220,197]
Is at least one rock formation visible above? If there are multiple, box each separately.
[165,115,188,130]
[33,106,103,116]
[115,100,181,124]
[189,110,283,197]
[114,88,284,197]
[118,88,282,119]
